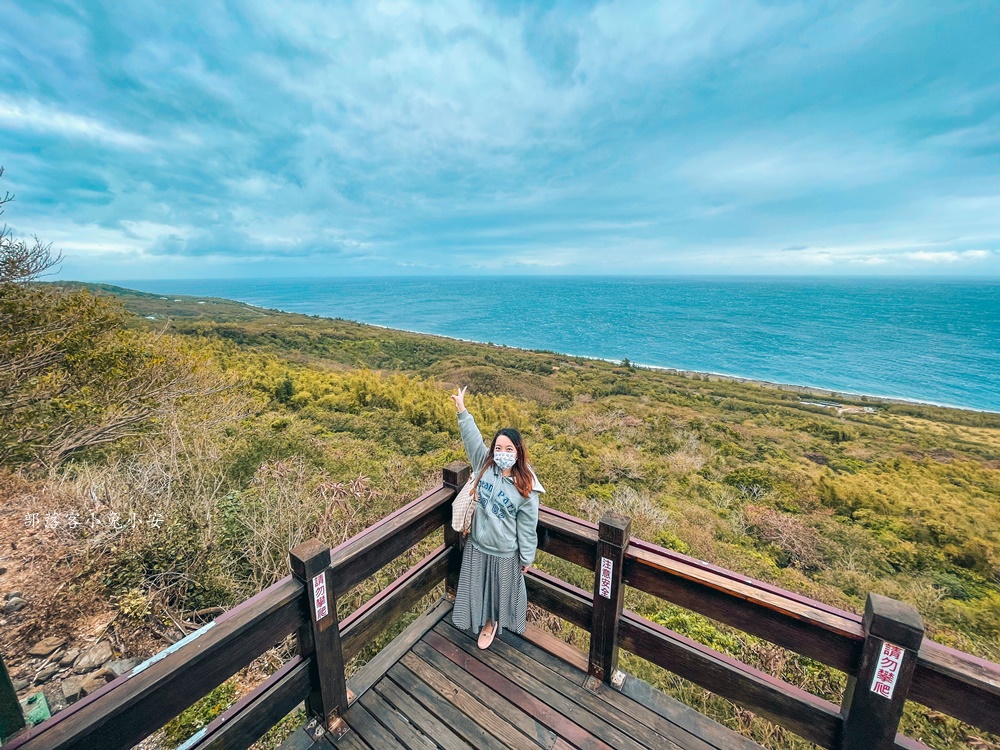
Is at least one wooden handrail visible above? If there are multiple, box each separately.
[7,576,305,750]
[618,611,845,749]
[628,533,861,619]
[616,533,1000,736]
[625,531,1000,734]
[529,498,999,742]
[523,563,936,750]
[9,470,996,749]
[524,568,593,631]
[5,476,458,750]
[179,656,312,750]
[340,545,449,662]
[537,507,599,570]
[624,542,864,673]
[329,484,453,594]
[912,641,1000,734]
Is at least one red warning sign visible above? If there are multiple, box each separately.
[312,571,329,620]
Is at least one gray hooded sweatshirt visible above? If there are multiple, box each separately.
[458,409,545,567]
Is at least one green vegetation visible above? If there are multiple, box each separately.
[162,681,238,745]
[70,285,998,748]
[4,252,998,746]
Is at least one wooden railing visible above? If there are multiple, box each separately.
[4,475,456,750]
[530,503,1000,750]
[5,461,998,750]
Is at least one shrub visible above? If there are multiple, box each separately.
[741,505,824,570]
[724,466,777,500]
[162,681,238,745]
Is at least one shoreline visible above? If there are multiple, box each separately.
[78,282,1000,416]
[262,305,999,416]
[622,360,981,413]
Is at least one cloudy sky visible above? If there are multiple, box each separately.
[1,1,998,279]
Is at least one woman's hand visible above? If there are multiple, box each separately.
[451,386,468,413]
[522,564,530,574]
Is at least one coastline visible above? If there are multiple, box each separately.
[618,359,991,413]
[78,282,1000,416]
[231,300,999,416]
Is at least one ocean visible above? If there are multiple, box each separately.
[117,277,1000,413]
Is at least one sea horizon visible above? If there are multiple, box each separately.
[107,276,1000,414]
[101,273,1000,282]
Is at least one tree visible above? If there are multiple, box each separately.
[0,168,210,466]
[0,168,63,285]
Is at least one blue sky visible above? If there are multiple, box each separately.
[1,1,999,279]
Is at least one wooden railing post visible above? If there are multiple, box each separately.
[0,653,25,742]
[442,461,471,599]
[290,538,349,737]
[588,512,631,687]
[841,593,924,750]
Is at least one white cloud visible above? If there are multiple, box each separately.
[580,0,803,87]
[8,218,202,261]
[120,221,198,243]
[650,238,998,272]
[3,2,999,278]
[679,134,912,195]
[907,249,992,263]
[0,97,153,150]
[244,0,581,167]
[962,249,991,260]
[925,115,1000,150]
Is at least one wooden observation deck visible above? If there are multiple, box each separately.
[278,599,765,750]
[3,462,998,750]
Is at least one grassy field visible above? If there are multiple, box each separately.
[7,283,999,749]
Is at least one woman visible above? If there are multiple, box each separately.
[450,386,544,649]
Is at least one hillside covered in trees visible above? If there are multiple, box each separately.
[2,271,998,748]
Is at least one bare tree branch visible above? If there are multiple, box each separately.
[0,167,63,284]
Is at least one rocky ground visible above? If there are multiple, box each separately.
[0,473,164,737]
[1,472,298,749]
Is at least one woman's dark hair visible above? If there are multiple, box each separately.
[473,427,534,499]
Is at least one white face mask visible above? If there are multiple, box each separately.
[493,450,517,470]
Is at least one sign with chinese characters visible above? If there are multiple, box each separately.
[312,571,329,620]
[870,640,905,699]
[599,557,614,599]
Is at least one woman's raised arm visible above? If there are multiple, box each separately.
[452,387,488,472]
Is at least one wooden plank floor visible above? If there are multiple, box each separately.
[285,599,764,750]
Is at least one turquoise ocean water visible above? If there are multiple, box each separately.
[118,277,1000,413]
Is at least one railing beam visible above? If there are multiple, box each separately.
[618,611,843,748]
[841,594,924,750]
[339,545,449,662]
[524,569,593,631]
[181,656,312,750]
[328,487,452,594]
[6,578,303,750]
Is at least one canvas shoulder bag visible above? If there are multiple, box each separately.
[451,474,479,535]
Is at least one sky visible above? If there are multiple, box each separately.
[1,1,999,280]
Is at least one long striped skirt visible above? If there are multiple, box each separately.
[452,541,527,636]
